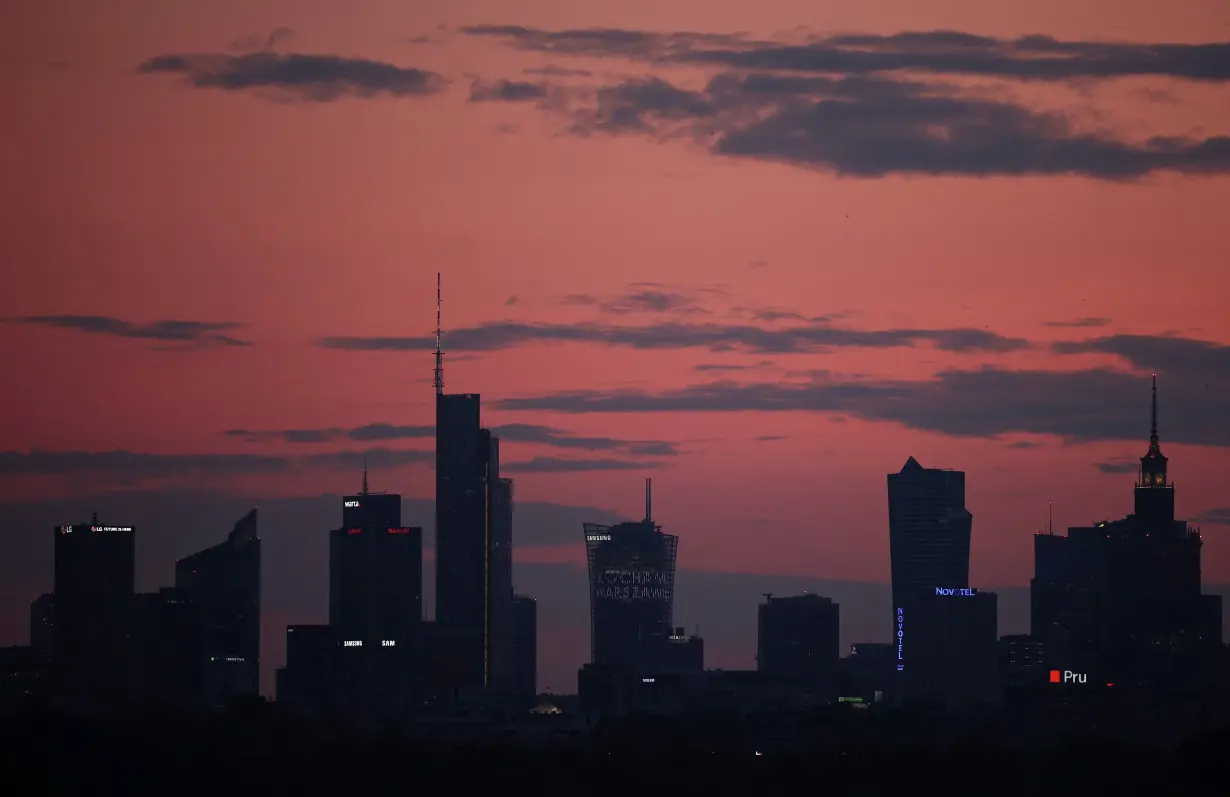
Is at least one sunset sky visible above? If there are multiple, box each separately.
[3,0,1229,692]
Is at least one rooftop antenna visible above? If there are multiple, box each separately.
[91,511,98,525]
[1150,372,1159,448]
[763,592,773,603]
[1048,501,1053,535]
[362,455,369,496]
[645,477,652,523]
[433,273,444,396]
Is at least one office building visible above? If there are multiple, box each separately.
[512,595,537,698]
[329,488,422,643]
[757,594,840,699]
[903,588,1000,707]
[52,515,135,709]
[583,479,678,674]
[999,633,1048,688]
[432,279,515,692]
[887,457,972,672]
[665,628,705,673]
[175,508,261,706]
[128,587,206,708]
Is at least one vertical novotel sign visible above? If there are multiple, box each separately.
[895,607,905,671]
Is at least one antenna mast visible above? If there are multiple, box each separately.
[433,273,444,396]
[645,477,652,523]
[1048,501,1053,535]
[1150,372,1158,446]
[362,455,369,496]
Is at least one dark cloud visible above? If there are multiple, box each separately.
[1043,317,1111,328]
[754,435,785,442]
[319,318,1030,355]
[468,79,548,102]
[223,424,435,444]
[460,25,738,59]
[223,422,678,456]
[1051,334,1230,380]
[465,25,1230,83]
[523,64,593,77]
[0,447,431,479]
[494,366,1230,447]
[1004,440,1044,449]
[556,284,717,315]
[504,295,519,306]
[467,36,1230,178]
[10,315,251,347]
[1094,458,1140,474]
[694,361,773,373]
[503,456,664,473]
[1193,508,1230,526]
[137,52,446,101]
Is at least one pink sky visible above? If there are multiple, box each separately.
[3,0,1230,601]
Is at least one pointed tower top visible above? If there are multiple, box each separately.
[433,273,444,396]
[1150,373,1158,448]
[901,456,924,473]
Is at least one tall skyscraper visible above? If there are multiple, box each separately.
[757,593,840,698]
[53,516,135,709]
[329,483,422,645]
[887,457,972,672]
[583,479,678,674]
[432,276,514,690]
[175,508,261,705]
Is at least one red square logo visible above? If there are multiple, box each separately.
[1049,670,1061,683]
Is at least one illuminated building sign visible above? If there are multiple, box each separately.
[90,526,133,532]
[1049,669,1088,684]
[594,568,670,601]
[641,677,655,683]
[347,528,362,535]
[895,607,904,671]
[59,526,73,534]
[342,640,362,647]
[586,534,612,542]
[935,587,978,596]
[386,527,412,534]
[669,635,688,642]
[837,696,864,703]
[344,500,360,508]
[381,640,395,647]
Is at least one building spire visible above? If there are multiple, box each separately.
[1149,372,1159,449]
[433,273,444,396]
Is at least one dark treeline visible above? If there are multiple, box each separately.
[2,699,1229,795]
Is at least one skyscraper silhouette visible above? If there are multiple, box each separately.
[433,275,514,691]
[887,458,973,673]
[583,479,678,674]
[52,516,135,709]
[175,508,261,706]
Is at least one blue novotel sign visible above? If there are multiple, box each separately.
[895,607,904,671]
[935,587,978,596]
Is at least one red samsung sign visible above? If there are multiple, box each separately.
[347,528,362,535]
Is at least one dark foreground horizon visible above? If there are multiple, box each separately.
[2,699,1230,796]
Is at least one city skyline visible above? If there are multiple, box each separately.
[3,0,1230,695]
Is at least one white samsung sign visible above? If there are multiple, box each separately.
[342,640,362,647]
[586,534,612,542]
